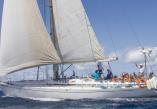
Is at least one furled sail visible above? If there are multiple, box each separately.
[51,0,108,63]
[0,0,61,76]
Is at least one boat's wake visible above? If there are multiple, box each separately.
[0,96,157,109]
[1,95,157,103]
[0,95,64,102]
[29,97,64,101]
[106,97,157,102]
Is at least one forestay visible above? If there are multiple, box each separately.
[0,0,61,76]
[52,0,108,63]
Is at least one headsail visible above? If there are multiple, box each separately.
[0,0,61,76]
[51,0,108,63]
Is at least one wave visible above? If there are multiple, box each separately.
[29,97,64,101]
[0,96,64,102]
[0,96,157,109]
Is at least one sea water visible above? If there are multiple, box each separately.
[0,92,157,109]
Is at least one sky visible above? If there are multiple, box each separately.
[82,0,157,73]
[0,0,157,80]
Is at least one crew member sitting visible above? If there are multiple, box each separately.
[112,75,118,82]
[92,70,100,81]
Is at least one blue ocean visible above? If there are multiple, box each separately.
[0,92,157,109]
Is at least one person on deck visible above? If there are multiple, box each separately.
[105,69,113,80]
[97,62,104,77]
[149,72,154,79]
[92,70,100,81]
[135,64,145,74]
[112,75,118,82]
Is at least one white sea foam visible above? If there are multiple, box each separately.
[0,95,64,102]
[28,97,64,101]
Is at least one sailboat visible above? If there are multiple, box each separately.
[0,0,157,100]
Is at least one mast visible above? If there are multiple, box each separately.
[141,48,152,79]
[36,66,40,80]
[49,0,60,80]
[144,52,147,75]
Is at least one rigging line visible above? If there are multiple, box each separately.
[109,33,118,57]
[147,54,154,72]
[61,64,73,74]
[142,51,153,74]
[107,62,113,72]
[59,64,64,77]
[122,9,143,48]
[105,27,118,57]
[141,48,154,73]
[36,66,40,81]
[100,6,118,58]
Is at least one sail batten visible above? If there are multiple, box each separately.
[0,0,61,76]
[51,0,108,63]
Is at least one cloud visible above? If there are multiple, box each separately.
[125,47,144,63]
[124,47,157,65]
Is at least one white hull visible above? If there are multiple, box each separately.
[1,82,157,100]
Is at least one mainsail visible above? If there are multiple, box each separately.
[0,0,108,76]
[0,0,61,76]
[51,0,107,63]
